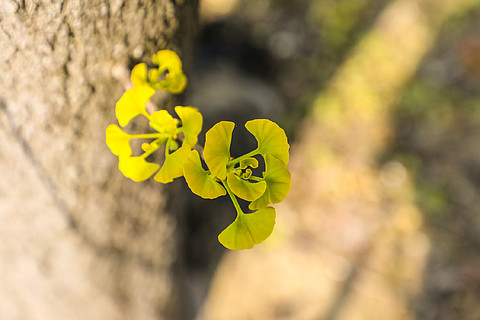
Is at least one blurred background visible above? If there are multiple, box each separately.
[2,0,480,319]
[181,0,480,319]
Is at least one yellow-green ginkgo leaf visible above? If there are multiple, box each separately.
[183,150,227,199]
[149,110,177,135]
[118,156,159,182]
[175,106,202,147]
[116,86,155,127]
[149,68,186,94]
[249,154,291,210]
[162,71,187,94]
[245,119,290,165]
[152,49,183,70]
[131,63,149,88]
[241,168,253,179]
[154,145,191,183]
[240,157,259,169]
[204,121,235,180]
[150,50,187,94]
[218,207,276,250]
[106,124,132,156]
[226,171,266,201]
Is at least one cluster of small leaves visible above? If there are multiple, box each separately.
[106,50,201,183]
[106,50,291,250]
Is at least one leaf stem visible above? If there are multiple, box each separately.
[221,179,244,216]
[227,148,259,167]
[130,133,164,139]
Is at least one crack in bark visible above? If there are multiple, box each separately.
[104,0,111,32]
[60,0,67,13]
[61,17,74,114]
[0,98,78,230]
[118,0,127,18]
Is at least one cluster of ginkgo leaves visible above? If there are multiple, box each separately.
[106,50,291,250]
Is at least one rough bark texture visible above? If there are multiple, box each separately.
[0,1,197,319]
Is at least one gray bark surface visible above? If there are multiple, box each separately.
[0,1,196,319]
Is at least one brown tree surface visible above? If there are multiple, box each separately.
[0,1,197,319]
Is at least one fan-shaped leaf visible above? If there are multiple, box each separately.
[154,145,190,183]
[249,154,291,210]
[245,119,289,165]
[149,110,177,135]
[226,172,266,201]
[106,124,132,156]
[183,150,227,199]
[162,72,187,94]
[240,157,258,169]
[118,156,159,182]
[218,207,276,250]
[152,49,183,70]
[115,86,155,127]
[151,50,187,94]
[131,63,149,88]
[204,121,235,180]
[175,106,202,147]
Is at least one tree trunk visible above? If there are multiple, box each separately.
[0,1,197,319]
